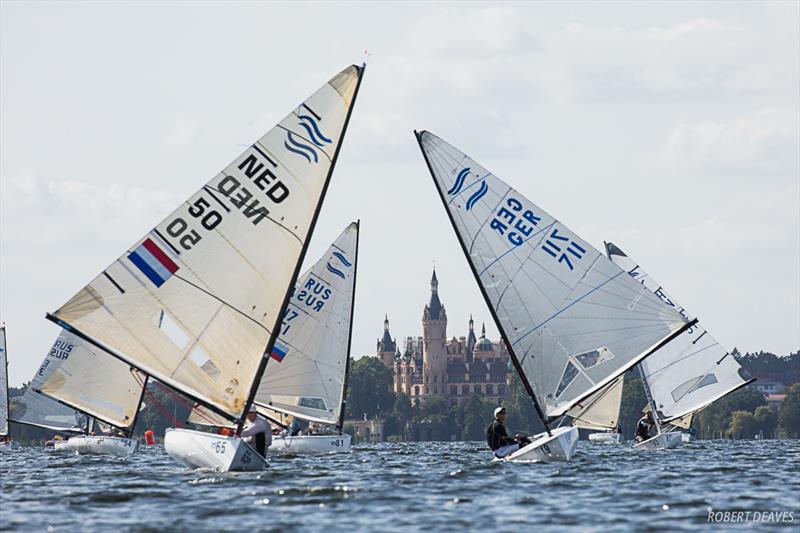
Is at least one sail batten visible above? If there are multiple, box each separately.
[49,65,365,423]
[416,130,691,421]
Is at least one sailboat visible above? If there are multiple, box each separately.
[414,130,696,462]
[47,64,365,472]
[571,376,625,444]
[189,222,359,454]
[604,241,755,450]
[27,329,149,456]
[0,324,11,448]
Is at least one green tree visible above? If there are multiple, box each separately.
[696,387,766,439]
[461,395,497,441]
[753,406,778,439]
[394,393,413,422]
[727,410,757,439]
[345,356,395,420]
[504,372,544,435]
[779,383,800,438]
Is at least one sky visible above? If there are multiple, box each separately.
[1,1,798,387]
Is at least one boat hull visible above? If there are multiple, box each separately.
[269,434,351,454]
[681,433,692,443]
[164,428,266,471]
[505,426,578,463]
[588,432,622,444]
[633,431,683,450]
[68,435,138,456]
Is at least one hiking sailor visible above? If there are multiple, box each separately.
[240,406,271,457]
[486,406,530,458]
[635,411,655,442]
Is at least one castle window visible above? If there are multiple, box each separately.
[487,384,494,395]
[433,375,438,383]
[450,385,458,396]
[462,385,469,395]
[434,386,438,394]
[499,384,506,395]
[414,386,419,397]
[474,385,482,395]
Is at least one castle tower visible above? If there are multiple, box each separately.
[422,269,448,396]
[377,315,397,369]
[465,314,477,364]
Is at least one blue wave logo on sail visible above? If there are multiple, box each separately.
[447,167,471,196]
[466,181,489,211]
[284,114,332,164]
[326,251,352,279]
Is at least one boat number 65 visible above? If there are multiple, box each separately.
[211,441,227,454]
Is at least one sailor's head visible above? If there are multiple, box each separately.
[494,406,507,422]
[246,406,258,421]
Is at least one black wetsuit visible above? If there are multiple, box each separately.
[636,417,653,441]
[486,420,517,451]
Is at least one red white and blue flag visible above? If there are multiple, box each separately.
[270,342,289,362]
[128,238,180,288]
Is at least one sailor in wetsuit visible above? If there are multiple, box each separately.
[486,407,530,458]
[635,411,655,442]
[240,407,271,457]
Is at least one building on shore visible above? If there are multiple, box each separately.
[377,270,512,407]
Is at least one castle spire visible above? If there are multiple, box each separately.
[431,268,438,293]
[481,322,486,337]
[469,314,474,330]
[384,314,390,331]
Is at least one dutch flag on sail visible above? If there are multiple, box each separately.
[128,238,180,288]
[270,342,289,362]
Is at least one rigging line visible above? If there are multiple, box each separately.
[172,274,270,332]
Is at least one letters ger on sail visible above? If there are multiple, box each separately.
[50,65,363,421]
[417,131,691,419]
[606,242,753,422]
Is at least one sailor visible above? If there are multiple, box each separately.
[635,411,655,442]
[486,406,530,458]
[240,406,271,457]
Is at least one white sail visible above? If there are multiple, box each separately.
[416,131,693,419]
[605,241,753,422]
[0,325,8,436]
[568,376,624,430]
[36,330,146,430]
[254,222,358,426]
[49,65,364,421]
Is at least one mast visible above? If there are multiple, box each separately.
[237,64,367,435]
[337,219,359,433]
[1,325,8,437]
[639,364,663,435]
[413,130,552,435]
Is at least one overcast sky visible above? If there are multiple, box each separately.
[2,1,798,386]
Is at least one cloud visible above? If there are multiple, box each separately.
[660,109,800,177]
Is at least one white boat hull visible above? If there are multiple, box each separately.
[588,432,622,444]
[269,434,351,454]
[634,431,683,450]
[51,440,77,452]
[164,428,266,471]
[505,426,578,463]
[68,435,138,456]
[681,433,692,443]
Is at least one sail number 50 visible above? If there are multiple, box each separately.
[166,197,223,251]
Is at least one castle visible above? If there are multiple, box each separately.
[377,270,512,407]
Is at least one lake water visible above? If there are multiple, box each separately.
[1,439,798,531]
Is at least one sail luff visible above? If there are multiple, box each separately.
[337,219,359,433]
[413,130,551,432]
[237,64,367,433]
